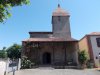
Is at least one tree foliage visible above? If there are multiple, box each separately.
[78,50,88,65]
[0,47,7,58]
[0,50,7,58]
[6,44,21,59]
[0,0,30,23]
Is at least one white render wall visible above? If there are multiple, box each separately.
[90,36,100,67]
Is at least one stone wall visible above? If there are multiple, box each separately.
[52,16,71,39]
[22,42,78,66]
[30,33,53,38]
[29,16,71,39]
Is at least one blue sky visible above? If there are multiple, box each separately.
[0,0,100,49]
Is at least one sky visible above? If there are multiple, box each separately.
[0,0,100,49]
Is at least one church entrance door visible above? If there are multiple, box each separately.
[43,52,51,64]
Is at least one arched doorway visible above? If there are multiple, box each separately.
[43,52,51,64]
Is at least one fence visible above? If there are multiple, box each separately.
[5,58,21,75]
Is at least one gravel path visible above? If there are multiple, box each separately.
[8,68,100,75]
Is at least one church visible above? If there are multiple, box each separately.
[22,5,79,68]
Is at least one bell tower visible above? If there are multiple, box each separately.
[52,4,71,39]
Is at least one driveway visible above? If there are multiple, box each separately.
[8,68,100,75]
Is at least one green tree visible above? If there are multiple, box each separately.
[6,44,21,59]
[0,0,30,23]
[0,47,7,58]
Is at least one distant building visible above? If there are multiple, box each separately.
[79,32,100,67]
[22,5,79,68]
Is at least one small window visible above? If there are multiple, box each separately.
[96,38,100,47]
[58,16,61,21]
[96,56,98,59]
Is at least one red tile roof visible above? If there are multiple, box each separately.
[52,5,70,16]
[23,37,78,42]
[89,32,100,35]
[79,32,100,41]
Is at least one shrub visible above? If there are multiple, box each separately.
[78,50,88,65]
[86,59,94,68]
[21,56,34,69]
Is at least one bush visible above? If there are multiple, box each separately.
[78,50,88,66]
[86,59,94,68]
[21,56,34,69]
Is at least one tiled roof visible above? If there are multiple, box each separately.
[23,37,78,42]
[79,32,100,41]
[89,32,100,35]
[52,5,69,16]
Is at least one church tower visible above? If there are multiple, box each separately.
[22,4,79,67]
[52,4,71,39]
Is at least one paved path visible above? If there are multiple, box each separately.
[0,60,6,75]
[8,68,100,75]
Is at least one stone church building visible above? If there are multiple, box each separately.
[22,5,79,67]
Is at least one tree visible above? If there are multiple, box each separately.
[6,44,21,59]
[0,0,30,23]
[0,47,7,58]
[0,50,6,58]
